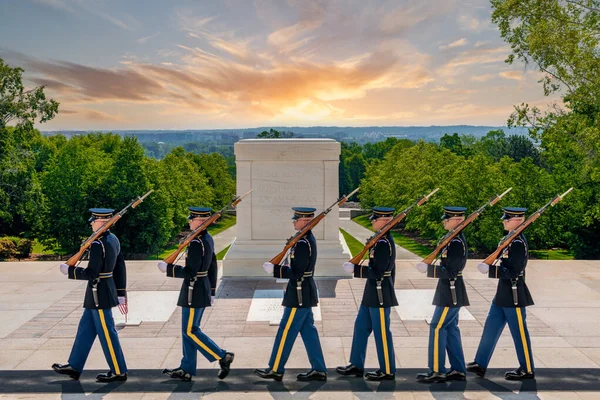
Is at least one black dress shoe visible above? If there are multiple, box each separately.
[335,364,364,377]
[445,370,467,381]
[162,367,192,381]
[296,370,327,381]
[51,363,80,380]
[254,368,283,381]
[218,352,234,380]
[466,361,486,377]
[365,370,395,381]
[505,367,535,380]
[96,371,128,382]
[416,371,447,383]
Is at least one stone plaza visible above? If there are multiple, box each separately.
[1,216,600,399]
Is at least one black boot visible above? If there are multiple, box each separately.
[505,367,535,380]
[365,370,395,381]
[96,371,127,382]
[466,361,486,377]
[296,370,327,381]
[218,352,235,380]
[51,363,80,380]
[254,368,283,381]
[416,371,447,383]
[162,367,192,381]
[445,370,467,381]
[335,364,364,377]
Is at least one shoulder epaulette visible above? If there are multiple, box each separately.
[377,238,392,256]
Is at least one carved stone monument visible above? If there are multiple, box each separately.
[222,139,350,277]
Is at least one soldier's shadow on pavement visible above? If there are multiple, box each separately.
[252,379,327,399]
[0,369,595,394]
[470,376,539,400]
[50,378,126,399]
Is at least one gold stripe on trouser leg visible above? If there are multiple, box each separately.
[98,309,121,375]
[433,307,449,373]
[515,307,532,373]
[187,308,221,360]
[379,308,391,375]
[272,308,297,372]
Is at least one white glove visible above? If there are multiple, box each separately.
[477,262,490,274]
[157,261,168,273]
[415,262,428,273]
[211,296,215,305]
[118,296,126,305]
[263,262,274,274]
[343,262,355,274]
[59,263,69,275]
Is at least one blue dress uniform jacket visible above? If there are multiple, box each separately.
[66,230,128,375]
[474,232,535,373]
[273,230,318,308]
[427,233,470,307]
[353,232,398,308]
[67,230,126,309]
[265,229,326,374]
[166,231,216,308]
[488,233,534,308]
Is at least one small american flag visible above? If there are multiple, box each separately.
[118,298,128,321]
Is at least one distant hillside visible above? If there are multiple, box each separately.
[42,125,529,144]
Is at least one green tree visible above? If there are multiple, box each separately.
[0,126,45,236]
[152,147,215,240]
[189,153,235,209]
[39,137,111,252]
[0,57,59,129]
[440,133,472,157]
[492,0,600,257]
[256,128,294,138]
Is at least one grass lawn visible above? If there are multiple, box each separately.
[31,240,64,255]
[529,249,574,260]
[216,245,231,260]
[351,214,432,258]
[157,215,236,260]
[340,228,367,259]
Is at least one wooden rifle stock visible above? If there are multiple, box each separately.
[349,188,439,264]
[162,190,253,265]
[65,190,154,267]
[269,187,359,265]
[421,187,512,265]
[480,187,573,266]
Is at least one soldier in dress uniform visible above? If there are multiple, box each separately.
[255,207,327,382]
[415,206,470,383]
[52,208,128,382]
[158,207,234,381]
[336,207,398,381]
[467,207,535,380]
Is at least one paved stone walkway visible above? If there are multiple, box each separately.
[339,218,420,260]
[213,226,236,254]
[1,220,600,398]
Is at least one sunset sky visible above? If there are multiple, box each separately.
[0,0,557,130]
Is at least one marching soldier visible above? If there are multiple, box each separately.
[416,206,469,383]
[255,207,327,381]
[53,208,128,382]
[158,207,234,381]
[467,207,535,380]
[337,207,398,381]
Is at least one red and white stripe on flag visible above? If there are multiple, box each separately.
[118,299,128,315]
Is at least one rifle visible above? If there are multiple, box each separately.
[269,187,359,266]
[479,187,573,268]
[162,190,253,265]
[348,188,439,264]
[65,190,154,267]
[420,187,513,265]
